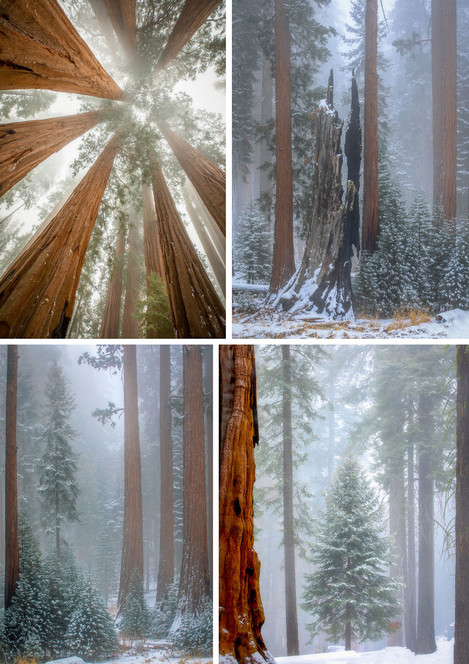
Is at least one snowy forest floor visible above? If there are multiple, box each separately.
[274,639,453,664]
[233,305,469,339]
[89,644,212,664]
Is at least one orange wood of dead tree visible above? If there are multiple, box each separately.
[150,157,225,339]
[99,227,126,338]
[101,0,137,59]
[0,132,122,339]
[0,112,103,198]
[4,346,19,611]
[159,125,225,236]
[155,0,223,72]
[0,0,123,99]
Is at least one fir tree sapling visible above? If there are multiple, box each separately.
[152,580,179,638]
[302,455,400,651]
[120,568,151,641]
[233,200,273,284]
[170,600,213,657]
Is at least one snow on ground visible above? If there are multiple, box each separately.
[88,643,212,664]
[232,308,469,339]
[275,639,452,664]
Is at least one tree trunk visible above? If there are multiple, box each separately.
[88,0,120,56]
[363,0,379,253]
[279,72,355,317]
[203,348,213,591]
[219,345,274,664]
[282,346,299,655]
[159,125,225,236]
[431,0,457,220]
[101,0,136,59]
[0,0,123,99]
[455,345,469,664]
[344,75,361,258]
[150,155,225,338]
[155,0,223,72]
[405,440,417,652]
[117,345,144,614]
[122,223,139,339]
[156,345,174,602]
[177,346,210,616]
[99,226,126,338]
[269,0,295,294]
[416,394,436,654]
[4,345,19,610]
[0,131,122,338]
[387,459,405,646]
[345,606,352,651]
[0,112,103,199]
[142,183,165,283]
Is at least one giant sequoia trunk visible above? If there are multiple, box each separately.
[150,156,225,339]
[155,0,223,72]
[0,0,123,99]
[269,0,295,294]
[160,125,226,236]
[363,0,379,253]
[0,112,103,198]
[219,345,274,664]
[177,346,210,615]
[432,0,457,220]
[118,345,144,614]
[156,345,174,602]
[455,345,469,664]
[122,223,139,339]
[4,345,19,610]
[344,75,361,258]
[203,348,213,590]
[142,183,165,283]
[101,0,137,59]
[0,131,122,338]
[387,459,406,647]
[405,439,417,652]
[99,227,126,338]
[277,73,355,318]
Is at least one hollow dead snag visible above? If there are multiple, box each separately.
[0,131,122,339]
[99,227,126,338]
[0,112,103,199]
[155,0,223,72]
[160,125,226,236]
[0,0,124,99]
[219,345,274,664]
[150,155,225,339]
[101,0,137,60]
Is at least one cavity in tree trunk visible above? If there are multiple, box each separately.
[117,345,144,614]
[4,345,19,610]
[455,345,469,664]
[0,112,103,198]
[219,345,274,664]
[363,0,379,253]
[160,125,226,236]
[344,75,361,257]
[122,223,139,339]
[150,156,225,338]
[0,131,122,339]
[269,0,295,294]
[431,0,457,220]
[0,0,123,99]
[100,227,126,338]
[101,0,137,59]
[155,0,223,72]
[156,345,174,601]
[177,346,210,615]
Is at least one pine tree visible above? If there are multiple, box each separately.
[233,200,272,284]
[302,455,399,650]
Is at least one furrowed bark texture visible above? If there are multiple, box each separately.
[178,346,210,615]
[269,0,295,293]
[219,345,274,664]
[101,0,137,59]
[122,223,139,339]
[0,132,121,338]
[118,345,144,613]
[161,126,226,236]
[0,0,123,99]
[203,348,213,590]
[363,0,379,253]
[99,226,126,338]
[156,345,174,601]
[344,75,361,257]
[4,345,19,610]
[0,112,102,198]
[143,183,165,283]
[432,0,457,219]
[155,0,222,71]
[150,157,225,339]
[455,345,469,664]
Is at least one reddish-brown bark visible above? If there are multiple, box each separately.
[269,0,295,294]
[363,0,379,253]
[0,0,123,99]
[160,125,225,236]
[99,227,126,338]
[4,345,19,610]
[118,345,144,613]
[432,0,457,220]
[0,131,122,338]
[155,0,222,72]
[219,345,273,664]
[142,183,165,284]
[150,156,225,339]
[122,223,139,339]
[101,0,137,59]
[0,112,103,199]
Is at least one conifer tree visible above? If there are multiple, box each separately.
[233,200,272,284]
[120,568,151,640]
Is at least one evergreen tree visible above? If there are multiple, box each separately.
[152,580,179,638]
[302,455,400,650]
[120,568,151,640]
[170,600,213,656]
[137,272,175,338]
[233,200,273,284]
